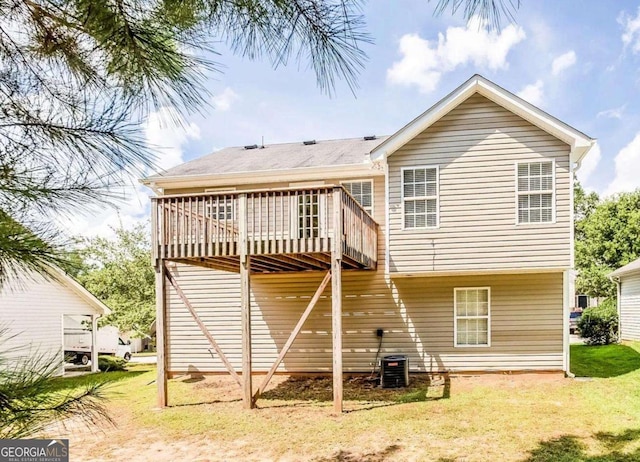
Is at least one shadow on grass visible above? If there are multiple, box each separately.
[314,444,401,462]
[50,369,148,392]
[169,398,242,408]
[570,344,640,378]
[259,373,450,411]
[521,428,640,462]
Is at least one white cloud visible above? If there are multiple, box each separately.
[597,105,626,119]
[211,87,239,112]
[604,133,640,196]
[551,51,576,76]
[387,17,526,93]
[144,106,201,170]
[576,142,601,189]
[620,7,640,53]
[517,80,544,106]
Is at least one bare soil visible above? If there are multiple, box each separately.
[64,372,572,462]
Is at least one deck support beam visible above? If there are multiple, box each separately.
[253,271,332,402]
[239,193,254,409]
[331,187,344,414]
[155,261,168,407]
[165,267,242,388]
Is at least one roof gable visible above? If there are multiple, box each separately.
[370,74,595,165]
[1,266,111,315]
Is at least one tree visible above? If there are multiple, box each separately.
[78,224,155,335]
[430,0,522,29]
[575,190,640,298]
[0,0,370,286]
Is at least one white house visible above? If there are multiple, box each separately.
[0,266,110,374]
[610,257,640,341]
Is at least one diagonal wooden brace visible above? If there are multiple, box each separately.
[253,271,332,402]
[164,267,243,389]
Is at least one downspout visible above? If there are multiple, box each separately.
[610,275,621,342]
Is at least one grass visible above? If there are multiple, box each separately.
[571,343,640,377]
[133,351,157,357]
[53,344,640,462]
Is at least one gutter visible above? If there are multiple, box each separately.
[140,163,383,191]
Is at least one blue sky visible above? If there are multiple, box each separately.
[71,0,640,236]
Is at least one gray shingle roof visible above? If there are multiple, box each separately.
[147,136,389,179]
[610,257,640,278]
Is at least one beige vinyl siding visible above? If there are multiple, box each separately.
[620,273,640,341]
[387,94,572,274]
[0,272,101,375]
[166,266,564,373]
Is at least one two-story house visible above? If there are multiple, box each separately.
[142,75,595,412]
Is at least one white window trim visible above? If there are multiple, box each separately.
[290,192,328,239]
[401,165,440,230]
[514,160,556,225]
[453,287,491,348]
[205,197,235,220]
[340,179,374,216]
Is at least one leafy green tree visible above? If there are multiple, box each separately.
[78,224,155,335]
[575,190,640,298]
[0,0,370,285]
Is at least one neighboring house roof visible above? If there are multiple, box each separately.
[369,74,596,165]
[609,257,640,279]
[143,136,388,187]
[44,266,111,315]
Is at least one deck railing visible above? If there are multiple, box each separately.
[151,186,378,270]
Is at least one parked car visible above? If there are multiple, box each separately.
[569,311,582,334]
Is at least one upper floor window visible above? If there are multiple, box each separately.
[402,166,438,228]
[342,180,373,215]
[298,193,320,238]
[517,161,554,224]
[207,197,234,220]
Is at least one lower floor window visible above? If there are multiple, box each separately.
[454,287,490,347]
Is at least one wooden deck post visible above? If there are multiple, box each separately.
[239,193,253,409]
[90,314,99,373]
[155,262,168,407]
[331,187,343,414]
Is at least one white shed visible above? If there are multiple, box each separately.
[0,266,110,374]
[610,258,640,341]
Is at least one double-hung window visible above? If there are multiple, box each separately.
[207,197,234,220]
[297,193,320,238]
[454,288,490,347]
[402,167,438,228]
[342,180,373,215]
[517,161,554,224]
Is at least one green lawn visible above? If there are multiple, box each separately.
[571,343,640,378]
[53,343,640,461]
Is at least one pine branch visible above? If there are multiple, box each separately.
[0,341,113,440]
[430,0,521,29]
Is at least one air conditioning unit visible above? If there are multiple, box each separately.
[381,355,409,388]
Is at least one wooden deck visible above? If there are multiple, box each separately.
[151,186,378,273]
